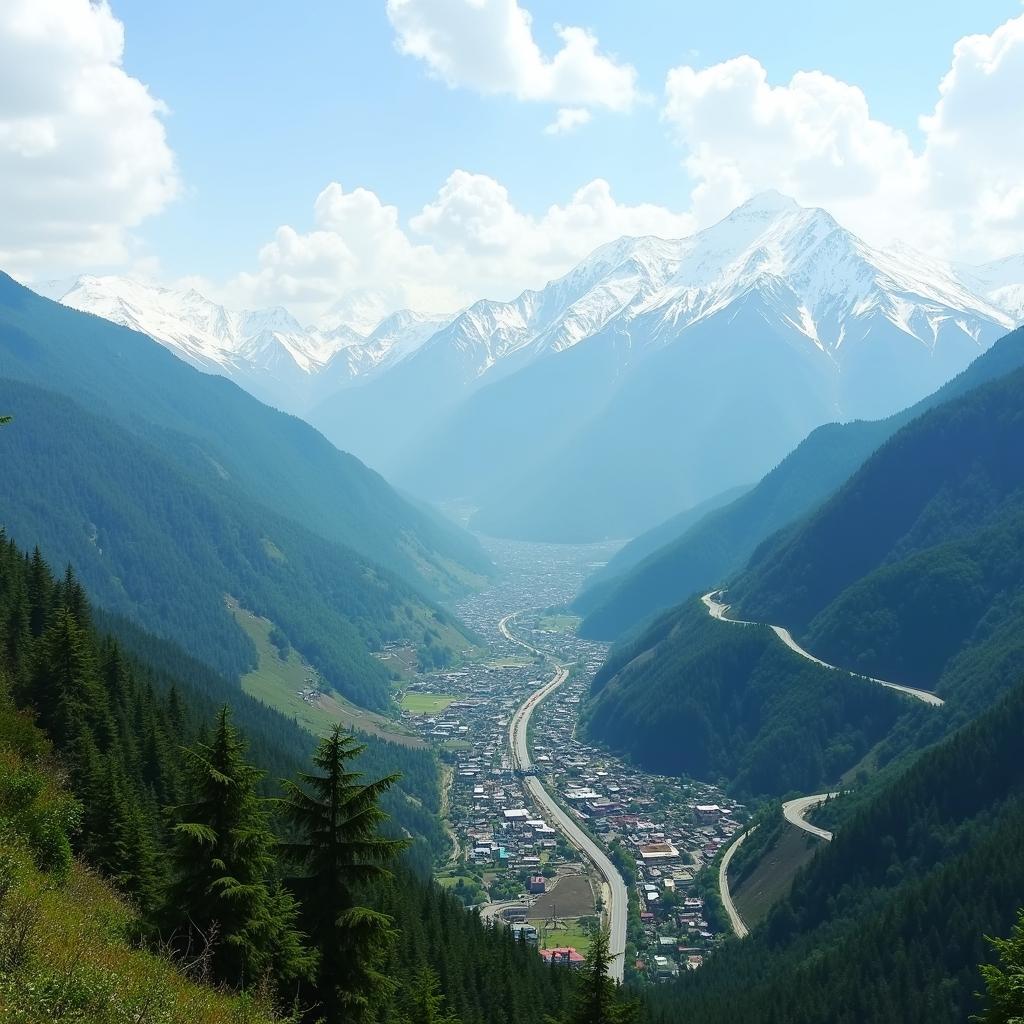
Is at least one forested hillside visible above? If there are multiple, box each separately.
[578,325,1024,640]
[644,680,1024,1024]
[0,272,491,602]
[583,600,904,798]
[0,380,468,713]
[0,533,575,1023]
[732,361,1024,722]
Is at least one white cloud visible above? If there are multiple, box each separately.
[662,56,932,250]
[230,174,693,322]
[385,0,639,113]
[661,13,1024,260]
[922,14,1024,256]
[0,0,179,277]
[544,107,592,135]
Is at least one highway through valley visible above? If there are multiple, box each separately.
[501,611,629,983]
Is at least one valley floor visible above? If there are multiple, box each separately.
[400,536,748,984]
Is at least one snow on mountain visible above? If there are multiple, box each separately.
[33,275,449,412]
[385,191,1012,396]
[959,253,1024,324]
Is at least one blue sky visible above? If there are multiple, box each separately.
[3,1,1024,319]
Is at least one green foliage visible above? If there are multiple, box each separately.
[643,680,1024,1024]
[0,379,470,711]
[0,533,570,1024]
[281,726,407,1022]
[0,271,491,602]
[976,908,1024,1024]
[562,929,637,1024]
[584,599,902,798]
[166,707,313,993]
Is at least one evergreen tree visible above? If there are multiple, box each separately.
[399,965,462,1024]
[976,908,1024,1024]
[166,706,312,993]
[281,726,408,1023]
[563,930,636,1024]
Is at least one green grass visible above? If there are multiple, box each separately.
[228,598,425,748]
[437,874,474,889]
[401,692,456,715]
[530,918,594,955]
[536,613,582,634]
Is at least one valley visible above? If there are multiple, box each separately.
[399,536,748,984]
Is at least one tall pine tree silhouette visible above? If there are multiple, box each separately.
[166,706,311,992]
[281,725,408,1023]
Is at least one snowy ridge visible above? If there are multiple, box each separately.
[32,193,1024,417]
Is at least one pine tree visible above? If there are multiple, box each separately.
[280,725,409,1023]
[976,907,1024,1023]
[563,929,637,1024]
[166,706,311,992]
[399,965,463,1024]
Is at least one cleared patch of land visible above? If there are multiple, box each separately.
[536,613,582,634]
[401,691,456,715]
[227,597,425,748]
[732,824,820,927]
[529,874,594,920]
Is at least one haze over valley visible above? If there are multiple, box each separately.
[3,3,1024,1023]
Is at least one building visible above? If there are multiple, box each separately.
[539,946,585,969]
[528,875,546,894]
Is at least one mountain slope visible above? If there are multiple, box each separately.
[0,379,468,712]
[582,598,904,798]
[576,483,752,611]
[0,272,491,602]
[645,679,1024,1024]
[352,192,1013,541]
[577,324,1024,639]
[730,358,1024,700]
[465,196,1012,540]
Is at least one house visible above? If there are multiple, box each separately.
[528,875,546,894]
[638,842,679,862]
[653,955,678,978]
[693,804,722,823]
[540,947,585,969]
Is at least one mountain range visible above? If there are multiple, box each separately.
[32,192,1024,542]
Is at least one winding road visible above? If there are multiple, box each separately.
[703,588,943,936]
[782,793,837,842]
[718,827,756,938]
[502,612,628,983]
[701,591,945,707]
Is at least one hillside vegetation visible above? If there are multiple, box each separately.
[733,361,1024,728]
[578,325,1024,640]
[0,380,468,713]
[0,272,491,602]
[645,679,1024,1024]
[0,532,576,1023]
[583,600,904,798]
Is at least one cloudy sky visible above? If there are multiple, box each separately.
[3,0,1024,320]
